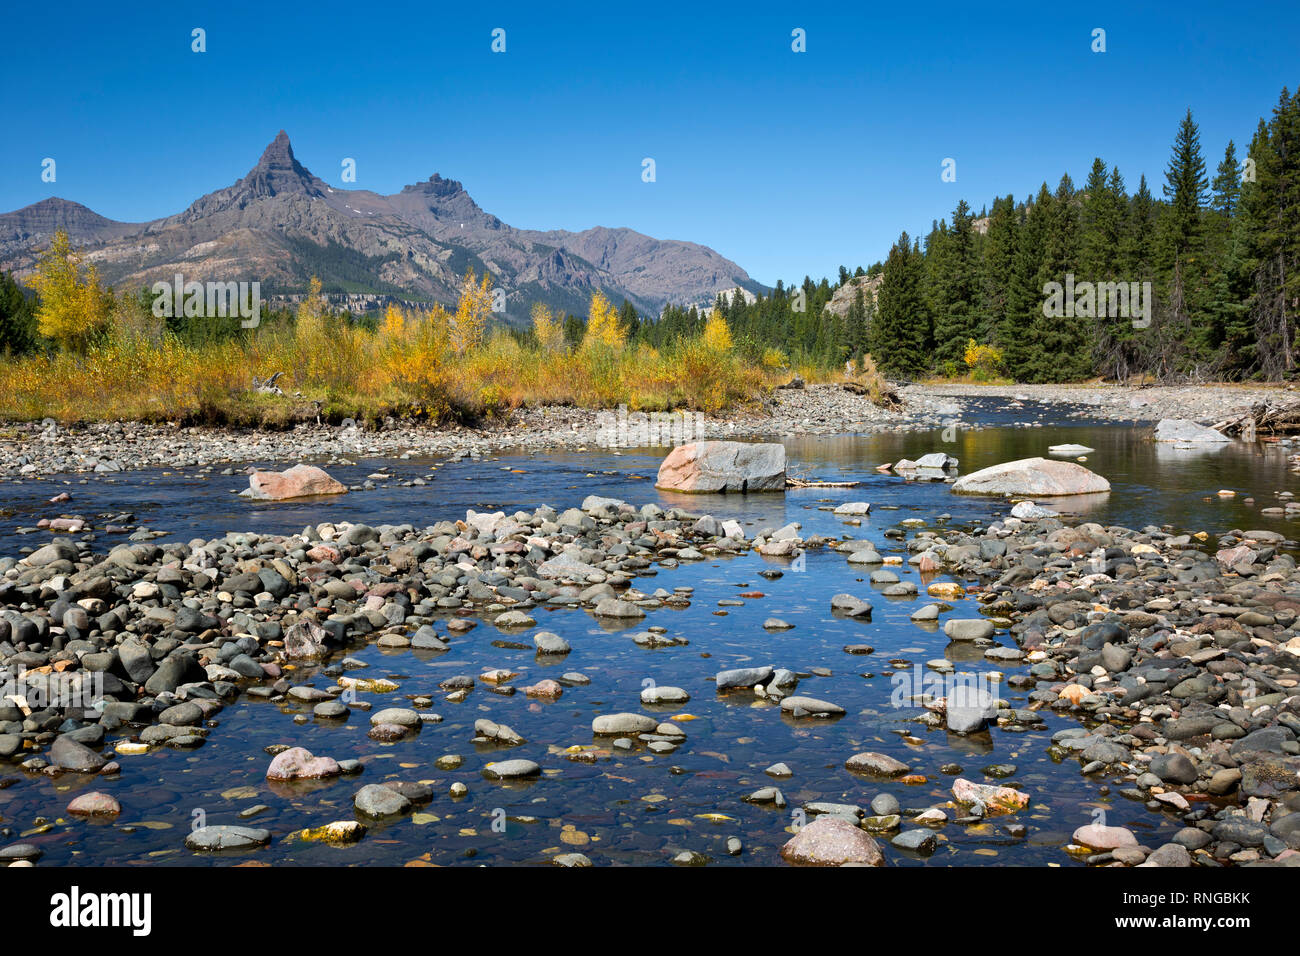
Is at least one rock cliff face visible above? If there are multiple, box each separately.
[823,272,883,318]
[0,131,765,322]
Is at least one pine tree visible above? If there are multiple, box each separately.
[0,271,38,355]
[1211,141,1242,216]
[980,195,1017,330]
[1154,109,1212,376]
[1241,89,1300,378]
[1081,161,1132,377]
[869,231,930,376]
[1002,187,1050,380]
[845,285,867,362]
[1025,175,1092,382]
[930,199,981,369]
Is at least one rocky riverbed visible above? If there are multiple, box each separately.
[3,489,1300,867]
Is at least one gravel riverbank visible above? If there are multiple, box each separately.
[903,382,1293,425]
[1,382,1288,481]
[0,385,947,480]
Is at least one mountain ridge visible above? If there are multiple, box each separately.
[0,131,765,321]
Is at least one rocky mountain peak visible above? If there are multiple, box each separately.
[238,130,322,200]
[401,173,465,198]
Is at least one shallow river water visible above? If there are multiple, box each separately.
[1,399,1295,866]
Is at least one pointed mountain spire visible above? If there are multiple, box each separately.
[256,130,295,168]
[239,130,321,199]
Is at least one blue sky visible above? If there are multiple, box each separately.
[3,1,1297,286]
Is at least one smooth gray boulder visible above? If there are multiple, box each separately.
[914,452,958,470]
[185,826,271,851]
[1152,419,1231,443]
[945,684,1000,733]
[944,618,995,641]
[715,666,774,690]
[952,457,1110,496]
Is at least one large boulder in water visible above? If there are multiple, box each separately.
[951,457,1109,496]
[656,441,786,493]
[242,464,347,500]
[1152,419,1231,443]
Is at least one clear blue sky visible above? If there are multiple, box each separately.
[3,1,1297,287]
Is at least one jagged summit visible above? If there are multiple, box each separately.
[259,129,294,164]
[400,173,465,197]
[238,130,323,200]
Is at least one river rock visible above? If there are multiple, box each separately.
[944,618,995,641]
[1073,823,1138,849]
[284,619,329,659]
[67,791,121,816]
[241,464,348,500]
[592,713,658,734]
[715,666,773,690]
[186,826,271,851]
[779,815,884,866]
[291,821,367,845]
[1010,500,1060,519]
[915,452,958,470]
[952,778,1029,814]
[845,752,910,776]
[1150,752,1198,784]
[1152,419,1231,443]
[656,441,787,493]
[946,684,1000,733]
[592,598,645,619]
[1140,843,1193,867]
[641,685,689,704]
[951,457,1110,496]
[49,735,107,772]
[780,696,845,717]
[354,784,412,816]
[533,632,571,654]
[892,829,938,853]
[266,746,341,781]
[482,759,541,779]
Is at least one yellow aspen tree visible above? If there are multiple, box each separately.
[702,312,733,352]
[379,302,405,342]
[26,229,110,352]
[452,269,492,354]
[531,302,564,351]
[582,290,625,350]
[296,276,328,342]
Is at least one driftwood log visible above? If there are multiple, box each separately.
[252,372,284,395]
[786,477,861,488]
[1213,401,1300,438]
[842,379,903,409]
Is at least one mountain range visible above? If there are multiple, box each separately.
[0,131,765,321]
